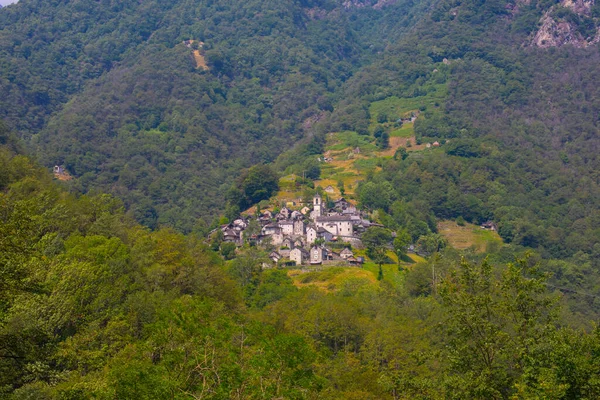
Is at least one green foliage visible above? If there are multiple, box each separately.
[3,0,600,396]
[0,0,433,231]
[356,180,396,211]
[362,226,393,266]
[251,269,297,309]
[393,228,411,260]
[417,233,447,255]
[437,255,600,398]
[393,146,408,160]
[2,143,600,399]
[238,164,279,209]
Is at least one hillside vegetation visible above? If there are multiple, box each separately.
[2,0,600,397]
[1,126,600,399]
[0,0,433,231]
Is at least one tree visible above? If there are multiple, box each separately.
[240,165,279,208]
[362,227,392,270]
[416,233,446,255]
[394,147,408,160]
[302,158,321,180]
[438,255,567,398]
[377,131,390,150]
[393,229,411,262]
[337,179,345,196]
[220,242,237,260]
[228,248,268,300]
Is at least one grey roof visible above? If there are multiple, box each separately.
[316,215,353,222]
[291,247,309,255]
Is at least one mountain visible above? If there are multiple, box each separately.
[3,1,600,398]
[1,0,599,254]
[0,0,432,231]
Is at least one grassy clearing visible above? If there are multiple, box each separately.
[328,131,378,153]
[288,267,377,292]
[354,158,380,173]
[193,50,209,70]
[287,262,404,292]
[390,122,415,138]
[363,262,404,289]
[438,220,503,252]
[408,253,427,263]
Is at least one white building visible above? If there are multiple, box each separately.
[315,215,353,237]
[306,225,317,244]
[279,220,294,235]
[312,193,323,221]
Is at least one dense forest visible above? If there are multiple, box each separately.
[2,0,600,398]
[1,122,600,399]
[1,0,598,248]
[0,0,433,231]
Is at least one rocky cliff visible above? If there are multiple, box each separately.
[532,0,600,48]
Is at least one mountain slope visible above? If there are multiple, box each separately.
[0,0,433,231]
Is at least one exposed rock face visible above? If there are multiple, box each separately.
[531,0,600,48]
[562,0,594,15]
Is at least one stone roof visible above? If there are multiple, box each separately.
[291,247,309,255]
[316,215,353,222]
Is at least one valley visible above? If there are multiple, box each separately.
[1,0,600,398]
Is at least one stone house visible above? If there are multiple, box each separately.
[279,220,294,235]
[280,206,291,219]
[281,237,294,250]
[270,251,282,263]
[262,223,280,236]
[290,247,309,266]
[271,230,284,246]
[294,238,305,248]
[317,227,333,242]
[310,246,326,265]
[306,225,317,245]
[293,219,305,236]
[340,248,354,260]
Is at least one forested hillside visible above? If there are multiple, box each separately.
[2,0,600,397]
[0,0,432,231]
[1,122,600,400]
[2,0,599,247]
[294,0,600,262]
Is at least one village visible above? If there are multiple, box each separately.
[215,193,380,267]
